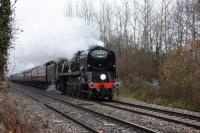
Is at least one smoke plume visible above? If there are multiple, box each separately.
[9,0,104,74]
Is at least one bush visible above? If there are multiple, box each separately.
[159,42,200,111]
[119,76,157,102]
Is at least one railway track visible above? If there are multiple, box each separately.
[112,100,200,121]
[14,87,99,133]
[95,100,200,130]
[13,86,158,133]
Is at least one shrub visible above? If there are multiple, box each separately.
[159,41,200,111]
[120,75,156,102]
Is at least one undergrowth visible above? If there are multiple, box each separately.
[0,81,38,133]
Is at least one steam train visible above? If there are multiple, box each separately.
[10,46,120,100]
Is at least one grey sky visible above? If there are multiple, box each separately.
[9,0,103,74]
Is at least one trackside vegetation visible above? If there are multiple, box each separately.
[0,0,12,81]
[119,41,200,111]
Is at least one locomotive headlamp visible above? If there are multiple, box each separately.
[100,74,106,80]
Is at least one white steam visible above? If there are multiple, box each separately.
[9,0,103,74]
[11,17,103,72]
[9,0,104,74]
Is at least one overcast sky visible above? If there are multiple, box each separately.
[8,0,164,74]
[9,0,104,74]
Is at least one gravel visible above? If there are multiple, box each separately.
[10,89,89,133]
[18,87,144,133]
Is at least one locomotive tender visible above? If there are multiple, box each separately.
[10,46,120,99]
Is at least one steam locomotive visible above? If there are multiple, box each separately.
[10,46,120,100]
